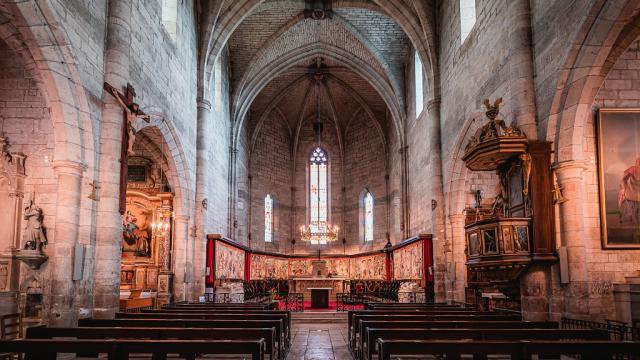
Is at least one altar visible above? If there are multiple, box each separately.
[291,277,346,299]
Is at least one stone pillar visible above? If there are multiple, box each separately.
[173,214,191,302]
[193,99,212,296]
[449,213,467,302]
[507,0,538,139]
[49,160,85,326]
[553,160,589,317]
[426,98,447,302]
[93,0,132,318]
[400,146,410,238]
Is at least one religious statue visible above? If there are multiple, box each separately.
[22,200,47,252]
[491,180,508,216]
[618,158,640,225]
[108,86,150,156]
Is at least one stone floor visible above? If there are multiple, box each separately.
[287,323,352,360]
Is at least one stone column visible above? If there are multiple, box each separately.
[426,98,447,302]
[553,160,589,317]
[193,99,212,295]
[448,213,467,302]
[93,0,132,318]
[49,160,85,326]
[172,214,191,302]
[400,146,410,239]
[507,0,538,139]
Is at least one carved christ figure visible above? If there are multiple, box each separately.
[618,158,640,225]
[108,86,150,156]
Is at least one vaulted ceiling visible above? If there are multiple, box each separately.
[223,0,413,150]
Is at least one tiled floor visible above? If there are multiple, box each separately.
[287,323,352,360]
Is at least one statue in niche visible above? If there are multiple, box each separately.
[22,200,47,252]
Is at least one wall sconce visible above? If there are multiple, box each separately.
[431,199,437,210]
[202,198,208,209]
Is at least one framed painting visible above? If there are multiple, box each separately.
[597,108,640,248]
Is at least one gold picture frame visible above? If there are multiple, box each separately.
[597,108,640,249]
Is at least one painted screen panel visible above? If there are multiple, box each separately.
[215,241,245,280]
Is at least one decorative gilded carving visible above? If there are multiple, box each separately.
[462,99,528,171]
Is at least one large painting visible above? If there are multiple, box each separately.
[393,241,423,280]
[597,109,640,248]
[122,199,153,260]
[349,254,385,280]
[215,241,245,280]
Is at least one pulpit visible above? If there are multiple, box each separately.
[309,287,331,308]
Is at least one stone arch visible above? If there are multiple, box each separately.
[547,0,640,163]
[230,11,402,108]
[0,2,96,170]
[135,116,193,218]
[441,109,492,301]
[233,43,404,148]
[198,0,438,115]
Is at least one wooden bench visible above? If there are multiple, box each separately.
[363,328,610,360]
[364,303,466,310]
[138,309,291,337]
[116,311,291,345]
[352,320,557,357]
[26,325,279,360]
[347,309,492,334]
[79,317,287,356]
[350,313,522,349]
[0,338,266,360]
[376,339,640,360]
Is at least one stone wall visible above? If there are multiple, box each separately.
[579,39,640,319]
[249,111,292,253]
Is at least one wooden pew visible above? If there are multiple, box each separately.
[79,317,287,357]
[347,309,490,335]
[116,311,291,346]
[376,339,640,360]
[0,338,266,360]
[363,328,610,360]
[350,313,522,349]
[166,303,274,310]
[351,320,557,358]
[364,303,466,310]
[27,325,278,360]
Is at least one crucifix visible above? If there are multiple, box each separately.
[103,82,150,214]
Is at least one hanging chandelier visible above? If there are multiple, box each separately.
[300,221,339,244]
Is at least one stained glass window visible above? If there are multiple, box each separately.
[364,192,374,241]
[415,52,424,116]
[460,0,476,43]
[309,147,328,244]
[265,195,273,242]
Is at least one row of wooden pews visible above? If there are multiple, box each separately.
[1,301,288,360]
[349,302,640,360]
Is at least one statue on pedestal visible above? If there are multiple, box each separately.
[22,200,47,252]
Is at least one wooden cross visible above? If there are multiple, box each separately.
[103,82,150,214]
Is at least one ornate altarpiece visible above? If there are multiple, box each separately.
[121,156,174,307]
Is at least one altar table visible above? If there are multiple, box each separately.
[309,287,332,308]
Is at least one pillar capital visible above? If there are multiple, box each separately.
[174,214,190,223]
[197,98,212,110]
[52,160,87,177]
[426,97,441,112]
[552,160,587,184]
